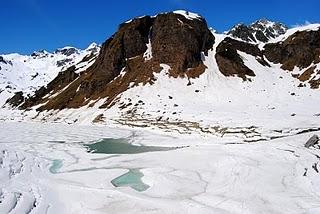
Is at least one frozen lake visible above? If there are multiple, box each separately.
[85,138,175,154]
[1,121,320,214]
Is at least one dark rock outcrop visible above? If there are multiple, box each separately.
[5,91,24,107]
[264,28,320,71]
[31,50,49,58]
[295,66,320,89]
[151,13,214,71]
[56,58,73,67]
[305,135,319,148]
[215,37,269,80]
[0,56,6,64]
[0,56,12,66]
[0,56,12,65]
[228,24,258,42]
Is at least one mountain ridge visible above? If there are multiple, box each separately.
[0,11,319,134]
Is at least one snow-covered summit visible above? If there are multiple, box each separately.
[85,42,99,52]
[173,10,202,20]
[124,10,202,24]
[251,19,287,37]
[227,18,288,43]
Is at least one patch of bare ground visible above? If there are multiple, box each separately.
[111,110,320,142]
[112,110,264,139]
[309,76,320,89]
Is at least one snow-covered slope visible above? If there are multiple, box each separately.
[0,43,100,106]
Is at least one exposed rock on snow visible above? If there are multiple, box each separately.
[5,91,24,107]
[54,47,79,56]
[31,50,49,58]
[0,56,5,63]
[0,56,12,65]
[56,58,73,67]
[305,135,319,148]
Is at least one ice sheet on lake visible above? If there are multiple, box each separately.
[1,121,320,213]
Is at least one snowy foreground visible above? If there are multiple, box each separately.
[1,121,320,214]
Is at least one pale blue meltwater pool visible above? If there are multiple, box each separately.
[111,169,150,192]
[49,138,175,191]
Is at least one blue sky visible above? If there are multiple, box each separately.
[1,0,319,54]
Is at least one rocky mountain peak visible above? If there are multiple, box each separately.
[227,19,288,43]
[85,42,100,53]
[20,11,215,110]
[31,50,50,58]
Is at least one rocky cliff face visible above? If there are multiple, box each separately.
[151,12,214,71]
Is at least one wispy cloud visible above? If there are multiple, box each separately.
[291,20,313,28]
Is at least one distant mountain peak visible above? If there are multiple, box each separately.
[31,50,50,58]
[227,19,288,43]
[85,42,100,53]
[54,47,79,56]
[253,18,275,25]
